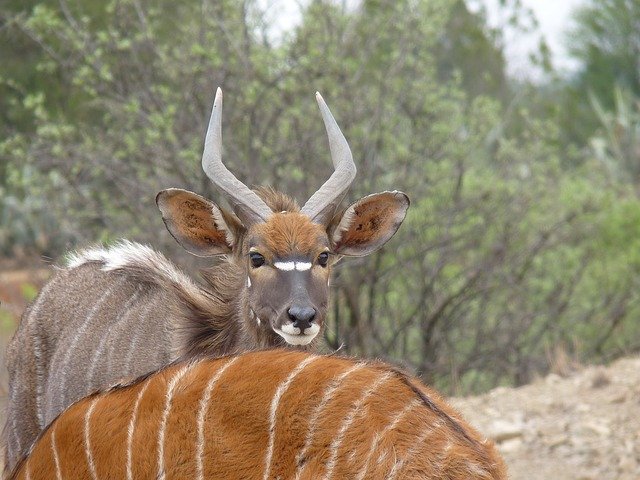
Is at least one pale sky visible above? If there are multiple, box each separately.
[474,0,585,78]
[264,0,586,79]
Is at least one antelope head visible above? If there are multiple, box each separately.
[156,89,409,347]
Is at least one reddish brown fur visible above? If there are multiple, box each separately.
[332,191,409,255]
[251,213,330,258]
[5,187,409,473]
[11,351,507,480]
[161,190,233,253]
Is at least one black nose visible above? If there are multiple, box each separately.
[288,305,317,333]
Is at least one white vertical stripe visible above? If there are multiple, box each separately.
[346,449,358,467]
[263,355,318,480]
[121,301,153,375]
[376,450,389,468]
[26,275,59,429]
[84,396,101,480]
[126,378,152,480]
[10,414,21,463]
[51,425,63,480]
[86,288,142,389]
[464,461,491,479]
[157,363,196,480]
[54,278,124,417]
[354,398,422,480]
[322,372,393,480]
[386,421,442,480]
[195,357,240,480]
[293,363,366,480]
[33,334,45,429]
[25,459,32,480]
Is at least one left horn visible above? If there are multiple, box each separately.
[202,88,273,225]
[300,93,356,224]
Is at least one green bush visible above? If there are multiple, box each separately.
[3,0,640,394]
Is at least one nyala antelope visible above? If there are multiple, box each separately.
[8,350,507,480]
[4,89,409,472]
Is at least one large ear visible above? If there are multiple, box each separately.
[330,191,409,256]
[156,188,243,256]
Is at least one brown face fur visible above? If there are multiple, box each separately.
[244,213,332,346]
[250,213,329,257]
[157,187,410,347]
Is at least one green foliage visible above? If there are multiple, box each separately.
[20,283,39,302]
[0,310,16,333]
[2,0,640,394]
[568,0,640,108]
[558,0,640,144]
[437,1,508,101]
[589,87,640,184]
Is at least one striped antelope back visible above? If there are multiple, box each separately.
[4,88,410,473]
[10,350,507,480]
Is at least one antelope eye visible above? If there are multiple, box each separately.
[318,252,329,267]
[250,252,265,268]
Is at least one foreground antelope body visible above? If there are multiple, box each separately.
[4,89,409,471]
[9,350,507,480]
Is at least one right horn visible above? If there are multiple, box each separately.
[300,93,357,224]
[201,88,273,226]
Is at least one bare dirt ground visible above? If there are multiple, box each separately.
[0,265,639,478]
[452,356,640,479]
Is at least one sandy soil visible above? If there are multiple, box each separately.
[452,356,640,479]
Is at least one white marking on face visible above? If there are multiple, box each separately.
[263,356,319,480]
[247,277,251,288]
[281,323,301,336]
[274,261,313,272]
[196,357,239,480]
[274,323,320,345]
[274,261,295,271]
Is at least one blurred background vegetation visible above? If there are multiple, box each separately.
[2,0,640,395]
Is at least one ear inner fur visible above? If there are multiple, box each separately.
[332,191,410,256]
[156,188,237,256]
